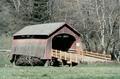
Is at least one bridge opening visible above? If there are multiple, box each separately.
[52,34,76,52]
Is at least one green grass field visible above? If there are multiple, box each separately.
[0,65,120,79]
[0,52,11,67]
[0,51,120,79]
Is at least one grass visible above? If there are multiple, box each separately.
[0,52,120,79]
[0,36,12,66]
[0,65,120,79]
[0,52,11,67]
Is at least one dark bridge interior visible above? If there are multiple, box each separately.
[52,34,76,51]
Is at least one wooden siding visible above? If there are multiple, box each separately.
[46,25,82,59]
[12,39,47,58]
[12,23,82,59]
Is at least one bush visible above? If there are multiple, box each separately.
[15,55,46,66]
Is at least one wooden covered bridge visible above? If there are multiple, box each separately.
[11,22,111,66]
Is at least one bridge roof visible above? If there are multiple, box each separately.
[13,22,80,36]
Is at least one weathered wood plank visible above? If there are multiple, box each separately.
[0,50,11,52]
[51,49,111,63]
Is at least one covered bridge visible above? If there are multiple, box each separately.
[11,22,83,66]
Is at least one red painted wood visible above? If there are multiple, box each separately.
[12,24,83,59]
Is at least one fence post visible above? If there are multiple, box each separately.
[60,50,61,59]
[55,50,57,57]
[70,53,71,62]
[65,52,66,60]
[51,49,53,57]
[75,54,77,63]
[81,50,84,60]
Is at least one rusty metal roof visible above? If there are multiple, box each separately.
[14,22,65,36]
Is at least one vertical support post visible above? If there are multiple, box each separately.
[56,50,57,58]
[65,52,66,60]
[75,54,78,63]
[70,53,71,62]
[13,55,17,66]
[51,49,53,57]
[44,60,50,67]
[60,50,61,59]
[82,51,83,59]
